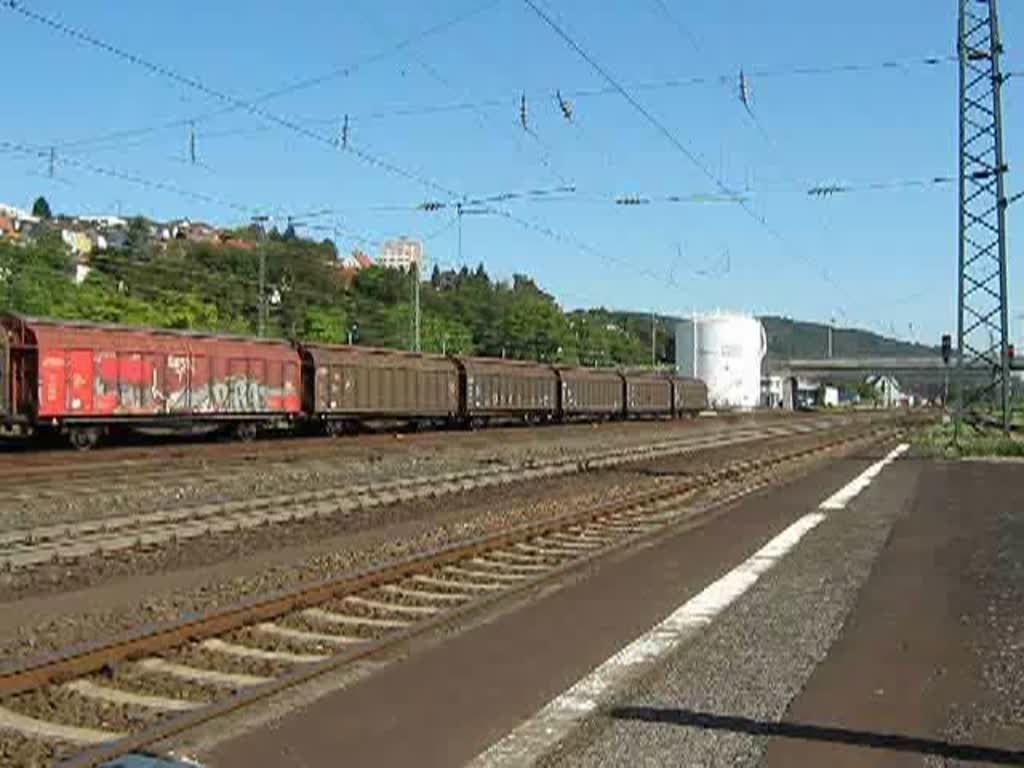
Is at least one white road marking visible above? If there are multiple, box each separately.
[819,444,908,510]
[200,637,328,664]
[64,679,203,712]
[468,443,909,767]
[135,657,271,688]
[0,705,124,744]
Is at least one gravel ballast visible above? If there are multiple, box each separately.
[0,428,882,667]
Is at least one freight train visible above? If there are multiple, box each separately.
[0,314,709,449]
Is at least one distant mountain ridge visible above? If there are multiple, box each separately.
[592,310,937,366]
[760,315,938,362]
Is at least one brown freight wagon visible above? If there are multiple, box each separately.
[0,314,302,448]
[300,344,460,431]
[670,376,709,416]
[623,372,673,417]
[555,366,624,418]
[456,357,558,424]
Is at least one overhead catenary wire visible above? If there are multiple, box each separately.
[0,138,394,251]
[5,0,900,315]
[518,0,866,317]
[346,1,572,187]
[19,48,962,163]
[648,0,702,52]
[304,53,958,125]
[3,0,462,199]
[1,139,266,217]
[807,175,956,197]
[22,0,501,156]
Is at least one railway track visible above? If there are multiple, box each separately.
[0,423,899,767]
[0,413,816,493]
[0,420,843,571]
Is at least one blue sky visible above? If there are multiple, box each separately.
[1,0,1022,344]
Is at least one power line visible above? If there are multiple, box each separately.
[519,0,860,315]
[4,0,461,198]
[27,0,501,157]
[4,2,770,304]
[1,139,263,217]
[807,175,956,197]
[1,138,391,252]
[23,51,960,162]
[648,0,701,51]
[520,0,732,196]
[348,0,572,188]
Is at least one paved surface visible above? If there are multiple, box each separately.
[764,460,1024,767]
[540,459,1024,768]
[200,446,891,767]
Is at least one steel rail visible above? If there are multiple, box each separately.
[0,423,897,768]
[51,426,897,768]
[0,420,845,569]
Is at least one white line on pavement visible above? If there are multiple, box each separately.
[819,443,908,510]
[467,442,910,767]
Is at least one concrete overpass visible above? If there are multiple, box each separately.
[768,357,1024,377]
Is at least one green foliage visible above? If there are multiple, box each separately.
[0,226,654,365]
[856,381,879,403]
[31,196,52,220]
[913,422,1024,458]
[304,305,349,343]
[762,315,937,360]
[0,239,73,315]
[125,217,153,261]
[569,310,649,367]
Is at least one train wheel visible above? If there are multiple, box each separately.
[68,427,100,451]
[234,422,258,442]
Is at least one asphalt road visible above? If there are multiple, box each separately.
[195,451,1024,768]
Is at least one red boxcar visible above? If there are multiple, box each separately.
[0,315,302,446]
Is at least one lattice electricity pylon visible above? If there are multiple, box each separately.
[957,0,1012,434]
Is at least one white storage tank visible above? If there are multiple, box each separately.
[676,312,766,410]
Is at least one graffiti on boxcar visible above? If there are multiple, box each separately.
[36,350,298,416]
[164,377,275,413]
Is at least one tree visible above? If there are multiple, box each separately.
[31,196,52,220]
[856,380,879,406]
[125,217,152,261]
[304,305,348,343]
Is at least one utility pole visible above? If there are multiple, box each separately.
[827,319,834,360]
[413,259,421,353]
[957,0,1013,434]
[259,250,266,337]
[457,203,463,266]
[651,313,657,367]
[251,215,270,337]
